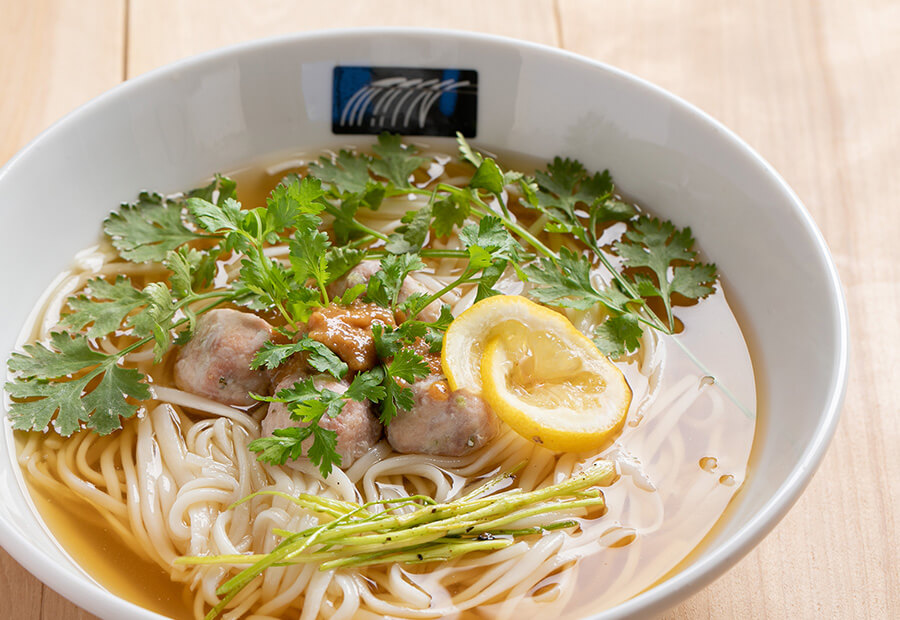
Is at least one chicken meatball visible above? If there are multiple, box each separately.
[327,260,444,322]
[173,309,273,406]
[386,375,499,456]
[262,370,382,470]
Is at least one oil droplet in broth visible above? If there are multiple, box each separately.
[699,456,719,472]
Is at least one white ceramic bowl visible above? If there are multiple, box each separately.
[0,29,848,619]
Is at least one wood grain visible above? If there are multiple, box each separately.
[559,1,900,618]
[126,0,559,77]
[0,1,124,619]
[1,0,897,618]
[0,0,125,163]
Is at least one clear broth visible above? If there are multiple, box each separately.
[15,146,758,619]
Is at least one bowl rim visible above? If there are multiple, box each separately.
[0,26,849,620]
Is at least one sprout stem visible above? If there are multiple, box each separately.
[178,461,615,619]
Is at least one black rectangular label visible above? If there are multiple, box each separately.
[332,66,478,137]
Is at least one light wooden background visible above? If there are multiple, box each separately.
[1,1,897,618]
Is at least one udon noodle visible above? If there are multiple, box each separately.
[12,145,756,619]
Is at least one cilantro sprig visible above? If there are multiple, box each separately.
[186,176,330,327]
[5,283,234,435]
[370,325,431,425]
[248,371,386,477]
[103,174,235,263]
[6,132,718,475]
[6,332,149,435]
[613,217,717,330]
[396,216,523,320]
[246,315,440,476]
[5,174,335,437]
[451,136,716,355]
[251,337,349,380]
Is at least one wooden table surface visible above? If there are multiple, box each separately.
[1,1,897,618]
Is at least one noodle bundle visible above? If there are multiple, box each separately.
[11,143,756,619]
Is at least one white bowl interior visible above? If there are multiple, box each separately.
[0,30,847,620]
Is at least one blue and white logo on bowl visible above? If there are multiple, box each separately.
[332,66,478,137]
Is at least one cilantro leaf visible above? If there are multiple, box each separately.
[456,132,484,167]
[257,176,328,245]
[455,216,521,300]
[334,283,365,306]
[524,249,636,313]
[250,340,301,371]
[267,176,326,220]
[259,377,323,408]
[7,332,106,379]
[187,173,236,206]
[104,192,200,263]
[613,217,716,326]
[192,249,221,292]
[306,425,342,477]
[474,260,506,303]
[329,199,363,245]
[283,286,324,323]
[326,247,365,286]
[6,376,90,435]
[251,337,348,379]
[247,427,311,467]
[671,263,718,299]
[535,158,612,221]
[80,364,150,434]
[257,379,345,422]
[386,347,430,384]
[593,315,644,357]
[233,246,292,313]
[379,349,430,425]
[366,254,426,309]
[456,135,524,187]
[469,158,505,195]
[385,204,432,254]
[6,334,150,436]
[371,323,403,360]
[463,241,499,271]
[344,368,387,403]
[249,411,343,478]
[186,196,245,234]
[524,249,644,357]
[390,215,520,322]
[529,158,632,245]
[289,227,331,293]
[370,133,428,188]
[60,276,147,339]
[129,283,178,362]
[426,304,455,332]
[163,247,205,298]
[380,378,413,427]
[590,198,636,227]
[309,150,373,195]
[459,216,520,262]
[399,303,454,352]
[214,175,238,205]
[524,249,606,311]
[432,191,471,237]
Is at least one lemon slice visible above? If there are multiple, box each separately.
[442,295,631,452]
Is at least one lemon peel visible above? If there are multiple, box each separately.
[442,295,631,452]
